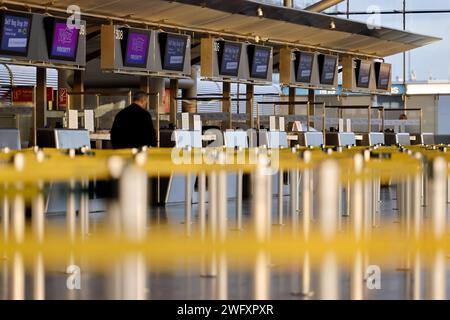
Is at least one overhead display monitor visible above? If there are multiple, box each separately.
[0,11,32,57]
[44,18,80,61]
[318,54,337,85]
[159,33,188,72]
[247,44,271,79]
[295,51,314,83]
[217,40,242,77]
[355,60,371,88]
[375,62,391,90]
[121,28,150,68]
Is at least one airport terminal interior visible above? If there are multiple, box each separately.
[0,0,450,301]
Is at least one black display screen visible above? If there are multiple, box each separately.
[319,54,337,85]
[356,60,371,88]
[122,28,150,68]
[295,51,314,83]
[375,62,391,90]
[159,33,188,72]
[248,45,271,79]
[218,41,242,77]
[0,11,32,57]
[44,17,80,62]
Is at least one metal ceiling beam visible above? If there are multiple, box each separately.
[305,0,345,13]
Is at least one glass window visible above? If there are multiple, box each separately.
[407,0,450,11]
[405,13,450,81]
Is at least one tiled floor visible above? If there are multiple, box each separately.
[0,186,449,300]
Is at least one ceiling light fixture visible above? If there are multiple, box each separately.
[330,20,336,30]
[257,6,264,18]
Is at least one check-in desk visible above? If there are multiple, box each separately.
[356,132,385,146]
[40,128,104,214]
[291,131,324,147]
[258,130,290,196]
[0,128,21,150]
[164,130,202,205]
[326,132,356,147]
[385,132,411,146]
[37,128,91,149]
[411,133,435,145]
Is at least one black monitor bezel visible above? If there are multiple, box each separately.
[0,11,33,57]
[318,54,338,85]
[355,59,372,89]
[121,27,151,69]
[295,51,315,84]
[375,62,391,90]
[159,32,188,72]
[247,44,271,80]
[218,40,242,77]
[44,17,80,62]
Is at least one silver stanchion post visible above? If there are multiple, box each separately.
[235,170,243,230]
[428,158,447,300]
[119,162,148,300]
[318,160,339,300]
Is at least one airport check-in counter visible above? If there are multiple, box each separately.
[37,128,91,149]
[291,131,324,147]
[384,132,411,146]
[0,128,21,150]
[356,132,385,146]
[260,131,289,148]
[326,132,357,147]
[411,133,435,145]
[37,128,104,214]
[164,130,201,205]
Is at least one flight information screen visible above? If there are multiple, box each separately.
[296,52,314,83]
[163,34,187,71]
[356,60,371,88]
[124,29,150,68]
[0,12,32,56]
[320,55,337,85]
[250,46,271,79]
[219,41,242,77]
[50,21,79,61]
[377,63,391,90]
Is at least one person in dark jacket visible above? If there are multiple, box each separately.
[111,91,157,149]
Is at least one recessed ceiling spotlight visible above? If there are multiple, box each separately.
[330,20,336,30]
[255,35,260,43]
[257,6,264,18]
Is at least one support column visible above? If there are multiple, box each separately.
[72,70,85,110]
[182,65,198,113]
[34,68,46,146]
[246,84,254,129]
[223,82,231,129]
[170,79,179,127]
[57,69,70,111]
[308,89,315,128]
[149,78,165,113]
[140,76,150,110]
[289,87,296,115]
[149,78,165,148]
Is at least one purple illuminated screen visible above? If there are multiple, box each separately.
[125,31,150,67]
[50,22,79,60]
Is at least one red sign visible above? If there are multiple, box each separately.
[58,88,68,109]
[47,87,54,102]
[12,87,55,105]
[12,87,33,104]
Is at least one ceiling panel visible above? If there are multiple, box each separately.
[4,0,441,57]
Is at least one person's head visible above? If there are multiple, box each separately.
[399,114,407,120]
[132,91,148,109]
